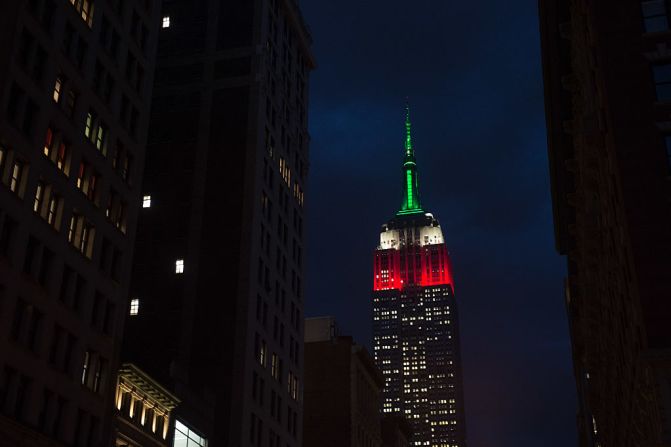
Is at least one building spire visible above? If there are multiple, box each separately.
[405,101,413,156]
[398,102,423,215]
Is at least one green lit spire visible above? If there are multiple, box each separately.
[397,103,423,216]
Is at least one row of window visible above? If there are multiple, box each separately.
[7,295,110,398]
[20,13,148,144]
[0,365,100,445]
[249,409,298,446]
[254,334,300,399]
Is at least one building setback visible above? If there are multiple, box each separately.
[303,317,384,447]
[539,0,671,445]
[0,0,160,445]
[372,108,466,447]
[121,0,314,445]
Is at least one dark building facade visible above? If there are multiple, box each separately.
[304,317,384,447]
[372,109,466,447]
[381,415,412,447]
[122,0,314,446]
[539,0,671,445]
[0,0,160,445]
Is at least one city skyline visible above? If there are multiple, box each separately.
[302,1,575,446]
[5,1,667,446]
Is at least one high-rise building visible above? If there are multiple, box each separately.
[539,0,671,445]
[372,108,466,447]
[121,0,314,445]
[0,1,160,445]
[303,317,384,447]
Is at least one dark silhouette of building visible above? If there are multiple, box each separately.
[371,107,467,447]
[114,363,179,447]
[0,0,160,445]
[303,317,384,447]
[539,0,671,445]
[121,0,314,445]
[381,415,412,447]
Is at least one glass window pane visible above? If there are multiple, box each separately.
[656,83,671,101]
[645,16,669,33]
[642,0,666,17]
[175,420,188,433]
[654,64,671,83]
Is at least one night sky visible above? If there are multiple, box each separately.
[300,1,577,446]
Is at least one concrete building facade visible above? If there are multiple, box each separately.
[304,317,384,447]
[0,0,160,445]
[121,0,314,445]
[539,0,671,445]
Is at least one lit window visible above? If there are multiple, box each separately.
[642,0,669,33]
[10,160,24,194]
[33,181,44,213]
[174,420,207,447]
[53,75,64,103]
[130,298,139,316]
[175,259,184,274]
[162,16,170,28]
[143,195,151,208]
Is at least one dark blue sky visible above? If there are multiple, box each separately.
[300,1,577,446]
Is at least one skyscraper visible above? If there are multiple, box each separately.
[539,1,671,445]
[0,1,160,445]
[372,108,466,447]
[122,0,314,446]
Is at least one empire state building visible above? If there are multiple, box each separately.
[372,107,466,446]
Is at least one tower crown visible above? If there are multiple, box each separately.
[398,104,423,215]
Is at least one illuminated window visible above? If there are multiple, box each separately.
[175,259,184,274]
[130,298,139,316]
[33,181,44,213]
[162,16,170,28]
[642,0,669,33]
[53,75,64,103]
[142,195,151,208]
[9,160,25,194]
[174,420,207,447]
[68,0,94,27]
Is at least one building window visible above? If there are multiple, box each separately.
[68,0,94,27]
[175,259,184,274]
[142,195,151,208]
[642,0,669,33]
[34,181,45,213]
[130,298,139,316]
[43,127,71,176]
[53,75,64,103]
[84,110,108,155]
[653,63,671,101]
[174,420,207,447]
[47,194,61,228]
[162,16,170,28]
[68,212,95,258]
[10,160,25,194]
